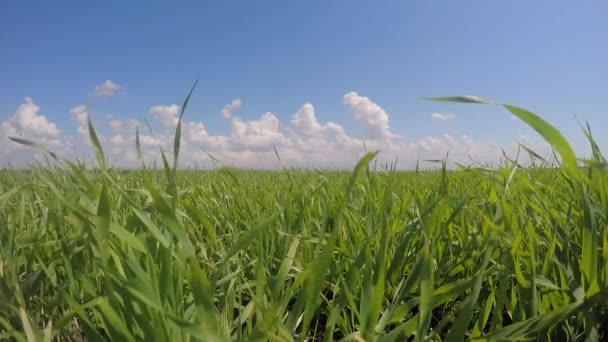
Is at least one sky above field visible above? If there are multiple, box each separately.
[1,1,607,169]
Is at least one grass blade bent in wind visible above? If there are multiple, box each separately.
[426,95,578,173]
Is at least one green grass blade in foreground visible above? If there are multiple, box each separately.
[8,137,59,160]
[345,151,379,199]
[377,252,423,333]
[95,183,112,260]
[173,121,182,170]
[188,258,228,341]
[223,213,280,262]
[97,299,136,342]
[19,308,38,342]
[444,239,494,342]
[0,185,25,208]
[300,151,378,340]
[416,243,434,342]
[582,185,599,295]
[87,115,106,169]
[9,137,46,153]
[132,208,171,248]
[426,96,578,173]
[517,142,549,164]
[135,126,144,167]
[173,77,199,170]
[578,120,606,163]
[361,183,394,340]
[505,105,577,173]
[475,291,605,341]
[423,95,498,104]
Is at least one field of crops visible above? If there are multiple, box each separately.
[1,98,607,341]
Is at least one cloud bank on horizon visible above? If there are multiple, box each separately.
[0,80,548,169]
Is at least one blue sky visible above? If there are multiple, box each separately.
[1,1,607,168]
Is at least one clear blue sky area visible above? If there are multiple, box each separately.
[2,1,607,163]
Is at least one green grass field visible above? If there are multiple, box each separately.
[1,96,607,341]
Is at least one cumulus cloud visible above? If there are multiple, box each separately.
[289,103,354,149]
[1,97,60,139]
[1,93,553,169]
[221,99,241,119]
[431,112,455,121]
[109,118,139,133]
[291,103,323,138]
[70,105,89,139]
[70,105,88,126]
[94,80,122,97]
[1,97,65,165]
[182,121,227,151]
[229,112,285,151]
[150,104,179,128]
[342,92,393,140]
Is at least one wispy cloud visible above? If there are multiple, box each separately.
[221,99,241,119]
[431,112,455,121]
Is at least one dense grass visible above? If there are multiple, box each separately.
[1,95,607,341]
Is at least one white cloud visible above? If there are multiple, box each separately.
[70,105,88,126]
[94,80,122,97]
[182,121,227,151]
[229,112,286,151]
[431,112,455,121]
[150,104,179,128]
[289,103,354,150]
[290,103,323,138]
[70,105,89,138]
[109,118,139,133]
[1,98,66,165]
[108,120,123,131]
[2,97,60,139]
[342,92,393,140]
[109,134,127,146]
[221,99,241,119]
